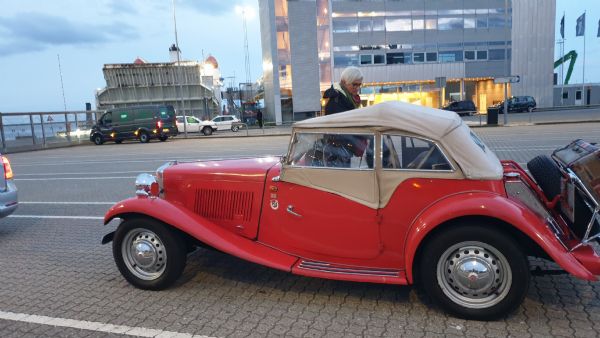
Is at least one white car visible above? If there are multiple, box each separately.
[176,116,216,136]
[211,115,241,132]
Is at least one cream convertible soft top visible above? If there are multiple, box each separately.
[292,101,503,180]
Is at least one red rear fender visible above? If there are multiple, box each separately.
[104,197,298,272]
[403,192,596,283]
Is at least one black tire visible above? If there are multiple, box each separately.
[527,155,562,200]
[202,126,213,136]
[527,106,534,113]
[419,224,530,320]
[115,139,123,144]
[112,218,187,290]
[159,135,168,142]
[92,134,104,145]
[231,125,240,132]
[139,131,150,143]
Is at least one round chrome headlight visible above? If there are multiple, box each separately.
[135,173,158,197]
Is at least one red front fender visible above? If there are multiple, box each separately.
[104,197,298,272]
[403,192,596,283]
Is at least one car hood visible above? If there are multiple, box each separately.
[164,156,281,183]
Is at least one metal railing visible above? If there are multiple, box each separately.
[0,111,101,153]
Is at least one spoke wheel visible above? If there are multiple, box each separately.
[420,224,529,320]
[113,218,186,290]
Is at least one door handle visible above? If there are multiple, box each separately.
[286,205,302,218]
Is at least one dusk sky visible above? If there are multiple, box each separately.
[0,0,598,113]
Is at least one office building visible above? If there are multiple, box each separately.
[259,0,555,124]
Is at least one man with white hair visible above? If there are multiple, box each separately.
[323,66,363,115]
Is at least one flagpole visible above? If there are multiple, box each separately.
[582,11,586,106]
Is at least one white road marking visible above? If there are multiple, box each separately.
[0,310,213,338]
[14,176,135,181]
[20,201,116,205]
[8,215,104,220]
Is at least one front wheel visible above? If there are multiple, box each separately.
[202,126,213,136]
[159,135,168,142]
[527,106,534,113]
[419,225,529,320]
[92,134,104,145]
[112,218,187,290]
[139,131,150,143]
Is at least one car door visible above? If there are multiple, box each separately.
[98,112,114,137]
[260,131,381,261]
[186,116,200,132]
[212,117,224,130]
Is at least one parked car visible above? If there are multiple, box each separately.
[488,96,536,114]
[90,105,178,145]
[102,101,600,320]
[211,115,241,132]
[0,154,17,218]
[176,116,216,136]
[442,100,477,116]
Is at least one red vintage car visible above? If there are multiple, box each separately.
[102,101,600,320]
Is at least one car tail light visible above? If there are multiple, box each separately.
[157,120,163,129]
[2,156,13,180]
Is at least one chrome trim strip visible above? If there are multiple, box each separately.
[298,260,400,277]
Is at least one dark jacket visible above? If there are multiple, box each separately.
[323,84,357,115]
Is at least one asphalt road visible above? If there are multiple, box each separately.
[1,122,600,337]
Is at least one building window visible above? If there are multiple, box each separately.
[425,18,437,30]
[413,19,424,30]
[373,54,385,64]
[465,50,476,60]
[476,50,488,60]
[413,52,425,63]
[386,18,412,31]
[387,52,411,64]
[476,16,488,28]
[488,49,507,60]
[334,54,359,67]
[562,91,569,99]
[439,51,463,62]
[464,18,476,29]
[359,20,372,32]
[360,54,373,65]
[438,17,463,30]
[373,18,385,31]
[576,91,582,100]
[426,52,437,62]
[333,19,358,33]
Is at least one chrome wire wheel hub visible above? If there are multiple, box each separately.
[122,228,167,280]
[437,242,511,309]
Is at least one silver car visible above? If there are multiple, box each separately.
[0,154,17,218]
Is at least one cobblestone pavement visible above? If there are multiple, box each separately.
[1,123,600,337]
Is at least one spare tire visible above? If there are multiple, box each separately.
[527,155,562,201]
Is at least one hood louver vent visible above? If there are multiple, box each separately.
[194,189,254,222]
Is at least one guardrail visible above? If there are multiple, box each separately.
[0,111,100,154]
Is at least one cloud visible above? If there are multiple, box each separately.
[0,12,139,57]
[179,0,244,16]
[107,0,138,15]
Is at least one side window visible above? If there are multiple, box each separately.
[187,116,197,124]
[101,113,112,125]
[381,134,452,171]
[213,117,222,122]
[288,132,374,169]
[176,117,183,123]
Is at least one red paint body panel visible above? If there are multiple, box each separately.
[104,196,298,272]
[402,191,596,282]
[259,165,381,261]
[162,157,279,239]
[571,246,600,275]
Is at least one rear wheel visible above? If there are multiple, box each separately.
[527,155,562,200]
[420,224,529,320]
[159,135,168,142]
[139,131,150,143]
[202,126,213,136]
[112,218,187,290]
[92,134,104,145]
[527,106,534,113]
[231,125,240,132]
[115,139,123,144]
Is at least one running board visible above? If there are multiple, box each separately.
[292,260,407,285]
